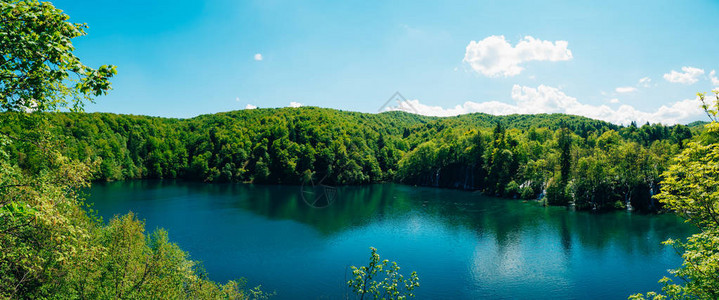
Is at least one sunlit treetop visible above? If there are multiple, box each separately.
[699,91,719,131]
[0,0,115,113]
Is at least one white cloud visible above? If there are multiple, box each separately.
[244,104,257,109]
[22,99,38,113]
[289,101,302,108]
[663,66,704,84]
[710,70,719,87]
[463,35,573,77]
[384,85,703,125]
[609,98,620,104]
[638,77,651,87]
[615,86,637,93]
[254,53,263,61]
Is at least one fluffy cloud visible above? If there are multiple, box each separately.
[20,99,38,113]
[710,70,719,87]
[254,53,263,61]
[663,66,704,84]
[289,101,303,108]
[244,104,257,109]
[638,77,651,87]
[463,35,573,77]
[615,86,637,93]
[384,85,703,125]
[609,98,620,104]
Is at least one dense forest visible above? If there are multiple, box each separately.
[1,107,698,211]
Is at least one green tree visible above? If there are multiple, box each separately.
[347,247,420,300]
[0,1,114,296]
[1,0,116,112]
[631,91,719,300]
[558,127,572,181]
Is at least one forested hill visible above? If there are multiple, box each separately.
[3,107,695,210]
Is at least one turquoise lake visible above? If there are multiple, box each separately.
[86,181,694,299]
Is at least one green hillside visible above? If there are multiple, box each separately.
[1,107,695,210]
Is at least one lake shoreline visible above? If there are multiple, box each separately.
[88,178,669,214]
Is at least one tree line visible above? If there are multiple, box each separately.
[1,107,697,211]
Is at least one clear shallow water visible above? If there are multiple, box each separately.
[86,181,694,299]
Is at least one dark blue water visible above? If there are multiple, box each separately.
[86,181,693,299]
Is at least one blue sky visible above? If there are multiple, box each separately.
[55,0,719,124]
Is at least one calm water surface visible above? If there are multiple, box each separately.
[86,181,694,299]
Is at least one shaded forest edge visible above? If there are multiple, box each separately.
[2,107,703,211]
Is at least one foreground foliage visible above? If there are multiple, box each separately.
[0,131,272,297]
[347,247,419,300]
[0,0,115,112]
[1,1,269,298]
[631,91,719,299]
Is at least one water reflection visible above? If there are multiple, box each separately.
[90,180,693,256]
[87,181,695,299]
